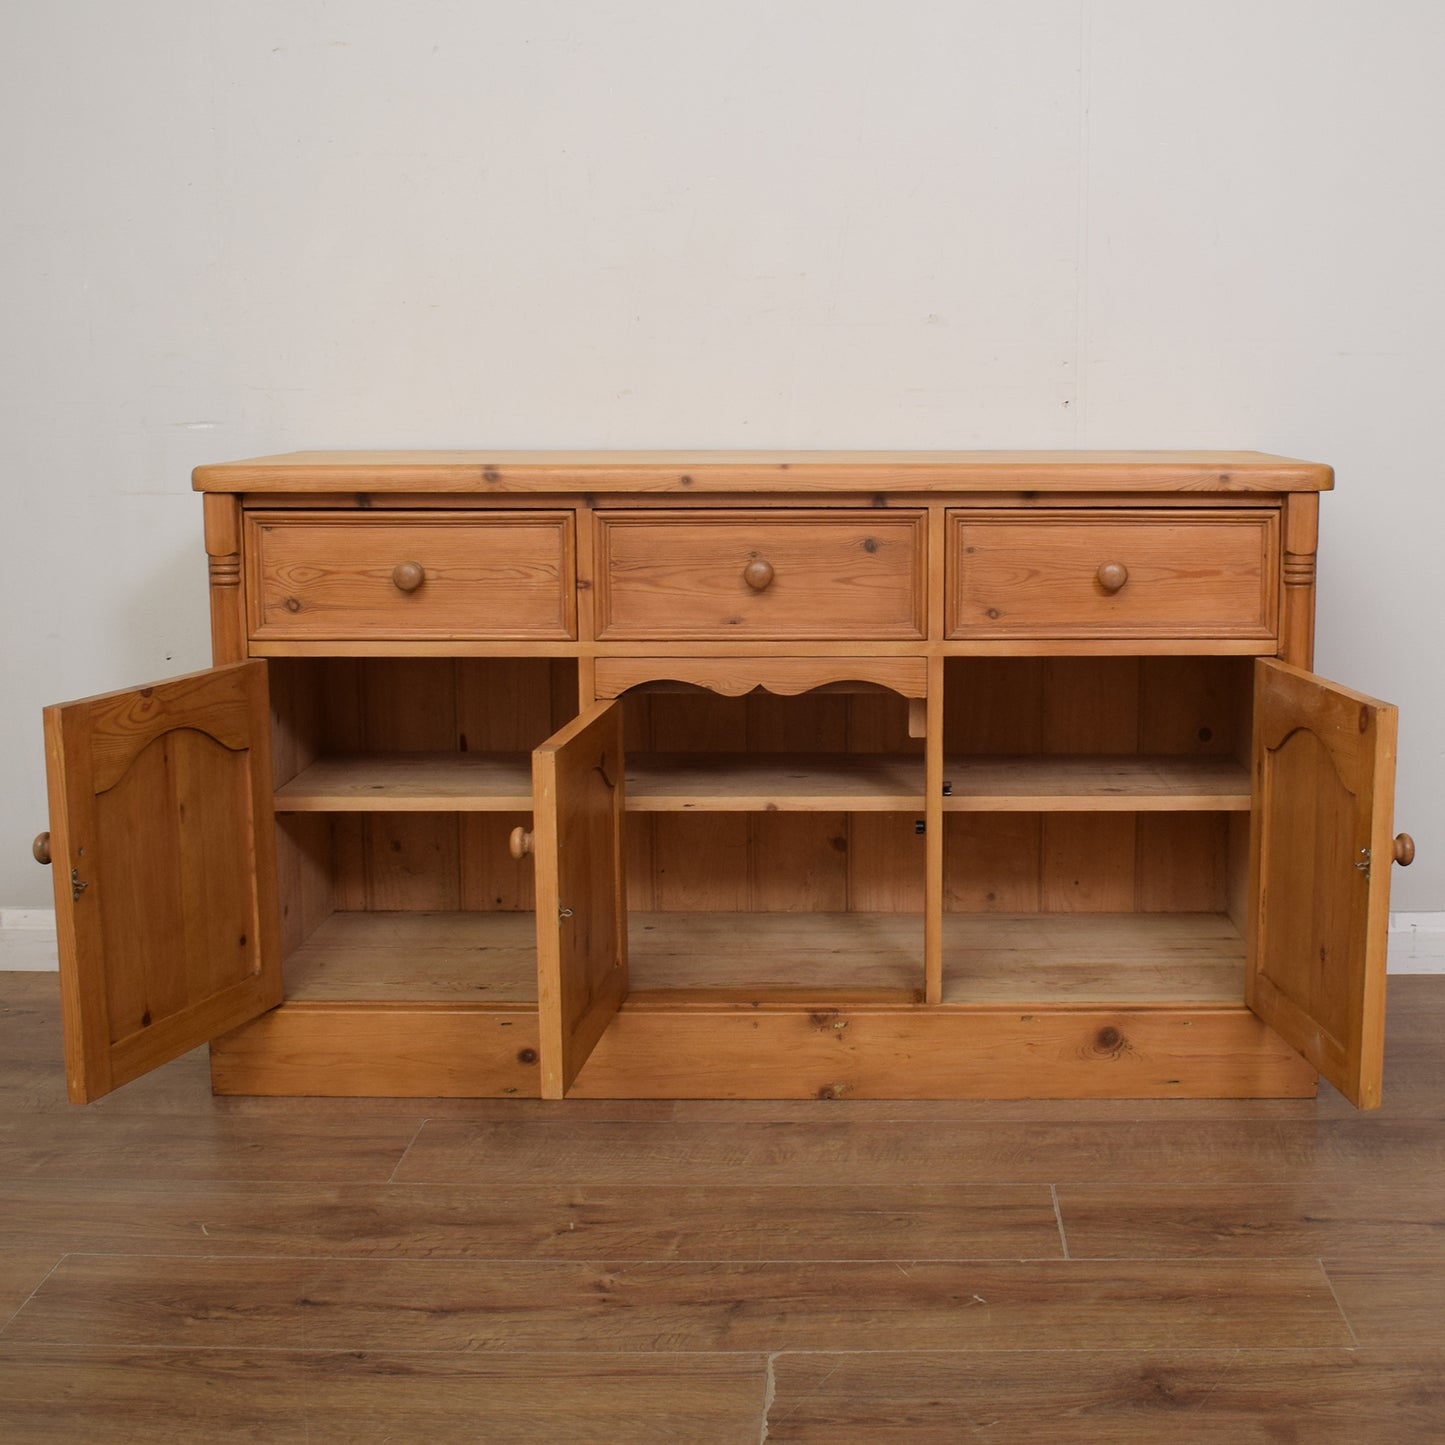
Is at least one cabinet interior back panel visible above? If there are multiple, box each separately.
[621,690,924,913]
[942,657,1252,917]
[269,659,578,948]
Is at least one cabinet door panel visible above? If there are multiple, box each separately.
[533,701,628,1098]
[42,662,282,1102]
[1247,659,1398,1108]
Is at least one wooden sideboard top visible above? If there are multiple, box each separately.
[192,450,1333,495]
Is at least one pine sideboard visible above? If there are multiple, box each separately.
[35,451,1413,1107]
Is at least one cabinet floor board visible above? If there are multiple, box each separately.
[277,911,1248,1004]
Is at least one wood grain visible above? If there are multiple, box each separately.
[0,1111,422,1181]
[394,1116,1445,1187]
[533,703,628,1098]
[42,662,282,1103]
[0,1179,1060,1261]
[275,753,533,811]
[765,1349,1445,1443]
[1324,1260,1445,1348]
[595,510,926,640]
[940,912,1243,1003]
[0,1349,765,1445]
[2,972,1442,1443]
[1247,659,1398,1108]
[191,448,1335,493]
[246,511,576,640]
[211,998,1311,1100]
[210,1004,541,1098]
[947,508,1279,640]
[283,911,538,1002]
[0,1254,60,1327]
[1058,1181,1445,1260]
[626,753,925,811]
[1,1254,1349,1352]
[594,655,927,697]
[942,754,1249,810]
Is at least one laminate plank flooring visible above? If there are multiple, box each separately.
[2,970,1444,1442]
[1058,1180,1445,1259]
[3,1255,1349,1352]
[0,1348,765,1444]
[1322,1260,1445,1348]
[765,1349,1445,1443]
[395,1116,1445,1186]
[0,1180,1062,1261]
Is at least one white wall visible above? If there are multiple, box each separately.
[2,0,1442,910]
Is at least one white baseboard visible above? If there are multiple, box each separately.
[0,909,59,970]
[0,908,57,931]
[1384,912,1445,973]
[3,907,1444,973]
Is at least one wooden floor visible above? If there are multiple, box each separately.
[1,971,1443,1441]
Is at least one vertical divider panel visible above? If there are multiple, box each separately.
[925,655,945,1003]
[925,501,948,1003]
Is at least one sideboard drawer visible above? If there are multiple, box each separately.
[246,512,576,640]
[595,510,927,640]
[946,509,1279,641]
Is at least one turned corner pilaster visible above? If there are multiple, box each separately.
[1280,492,1319,669]
[203,492,247,664]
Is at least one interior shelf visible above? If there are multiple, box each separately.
[275,751,926,813]
[942,755,1251,812]
[627,753,924,812]
[275,753,532,812]
[942,912,1245,1003]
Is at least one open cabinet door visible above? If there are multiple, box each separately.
[533,701,628,1098]
[42,662,282,1102]
[1247,659,1400,1109]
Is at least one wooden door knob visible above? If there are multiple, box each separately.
[1096,561,1129,593]
[391,561,425,593]
[742,558,775,591]
[1393,833,1415,866]
[509,826,534,860]
[33,832,51,865]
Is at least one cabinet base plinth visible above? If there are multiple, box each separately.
[209,1004,542,1097]
[209,1000,1315,1101]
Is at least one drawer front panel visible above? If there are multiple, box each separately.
[946,510,1279,640]
[247,512,576,640]
[596,511,927,640]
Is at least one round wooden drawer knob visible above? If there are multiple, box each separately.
[509,826,534,860]
[1393,833,1415,866]
[33,832,51,865]
[743,558,775,591]
[391,561,425,593]
[1096,561,1129,594]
